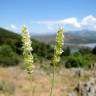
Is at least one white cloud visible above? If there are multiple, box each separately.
[32,21,58,24]
[3,24,20,33]
[10,24,17,29]
[59,18,81,28]
[48,26,53,30]
[32,15,96,30]
[80,15,96,30]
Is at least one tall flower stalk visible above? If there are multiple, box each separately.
[50,27,64,96]
[21,25,33,80]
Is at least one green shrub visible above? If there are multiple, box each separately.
[92,46,96,54]
[32,39,53,59]
[0,80,15,94]
[65,53,85,68]
[0,44,21,66]
[79,47,91,54]
[65,56,80,68]
[62,47,71,56]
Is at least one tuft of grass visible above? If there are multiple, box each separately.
[0,80,15,94]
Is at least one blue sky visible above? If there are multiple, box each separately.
[0,0,96,35]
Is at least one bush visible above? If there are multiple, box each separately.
[65,53,85,68]
[62,47,71,56]
[0,44,21,67]
[0,80,15,94]
[92,46,96,54]
[32,39,53,59]
[79,47,91,54]
[65,57,80,68]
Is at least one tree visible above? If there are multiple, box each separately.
[92,46,96,54]
[0,44,21,66]
[65,53,85,68]
[62,47,71,56]
[79,47,91,55]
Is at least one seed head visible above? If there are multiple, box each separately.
[52,27,64,65]
[22,25,33,79]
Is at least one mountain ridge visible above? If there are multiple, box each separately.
[0,27,96,44]
[32,30,96,44]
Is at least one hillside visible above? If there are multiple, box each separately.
[0,28,21,40]
[0,27,52,52]
[0,28,53,66]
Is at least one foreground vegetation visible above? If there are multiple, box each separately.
[0,66,95,96]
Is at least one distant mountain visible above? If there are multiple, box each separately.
[1,27,96,44]
[32,30,96,44]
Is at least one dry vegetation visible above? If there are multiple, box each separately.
[0,66,95,96]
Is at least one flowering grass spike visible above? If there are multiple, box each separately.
[50,27,64,96]
[52,27,64,65]
[22,25,33,79]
